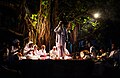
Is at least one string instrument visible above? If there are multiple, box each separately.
[96,52,107,61]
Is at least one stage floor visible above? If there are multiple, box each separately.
[0,59,119,78]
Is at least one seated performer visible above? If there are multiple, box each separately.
[49,46,59,60]
[23,41,34,59]
[39,45,47,56]
[9,39,22,63]
[10,39,21,55]
[39,45,49,60]
[96,48,107,62]
[30,44,40,60]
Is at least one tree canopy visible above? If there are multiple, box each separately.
[0,0,120,50]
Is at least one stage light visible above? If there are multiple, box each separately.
[93,13,100,19]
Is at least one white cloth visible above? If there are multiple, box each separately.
[90,46,95,53]
[39,49,47,56]
[49,49,59,59]
[23,41,34,58]
[54,26,67,48]
[54,21,68,57]
[64,56,72,60]
[109,50,115,58]
[11,46,19,55]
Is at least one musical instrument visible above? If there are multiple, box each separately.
[96,52,107,61]
[80,50,91,60]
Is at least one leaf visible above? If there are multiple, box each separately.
[32,21,37,27]
[71,22,76,30]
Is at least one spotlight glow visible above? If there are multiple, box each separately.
[93,13,100,19]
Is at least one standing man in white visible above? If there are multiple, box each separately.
[54,20,71,59]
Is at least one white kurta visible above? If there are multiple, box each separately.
[23,41,34,59]
[54,22,68,57]
[54,26,66,48]
[49,49,59,59]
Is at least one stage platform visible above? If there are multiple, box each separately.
[18,59,94,78]
[0,59,119,78]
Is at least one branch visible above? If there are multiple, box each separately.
[25,17,39,34]
[0,1,19,11]
[0,27,23,36]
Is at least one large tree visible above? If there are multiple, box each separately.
[1,0,120,51]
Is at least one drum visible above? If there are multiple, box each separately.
[80,50,91,60]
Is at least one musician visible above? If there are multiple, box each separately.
[33,44,39,56]
[90,45,96,59]
[39,45,50,60]
[10,39,21,55]
[108,44,119,66]
[49,46,59,59]
[23,41,34,59]
[9,39,21,65]
[29,44,40,60]
[54,20,71,58]
[96,48,107,62]
[109,43,118,58]
[39,45,47,56]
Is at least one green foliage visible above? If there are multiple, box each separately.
[32,21,37,27]
[42,0,48,6]
[31,14,38,21]
[71,22,76,30]
[75,16,99,33]
[42,13,48,18]
[91,21,96,26]
[41,0,49,19]
[30,14,38,27]
[83,19,87,24]
[29,0,49,27]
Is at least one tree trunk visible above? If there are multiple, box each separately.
[50,0,58,48]
[37,0,51,50]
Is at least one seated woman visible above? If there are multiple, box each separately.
[30,44,40,60]
[39,45,50,60]
[9,39,22,62]
[23,41,34,59]
[49,46,59,60]
[63,48,72,60]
